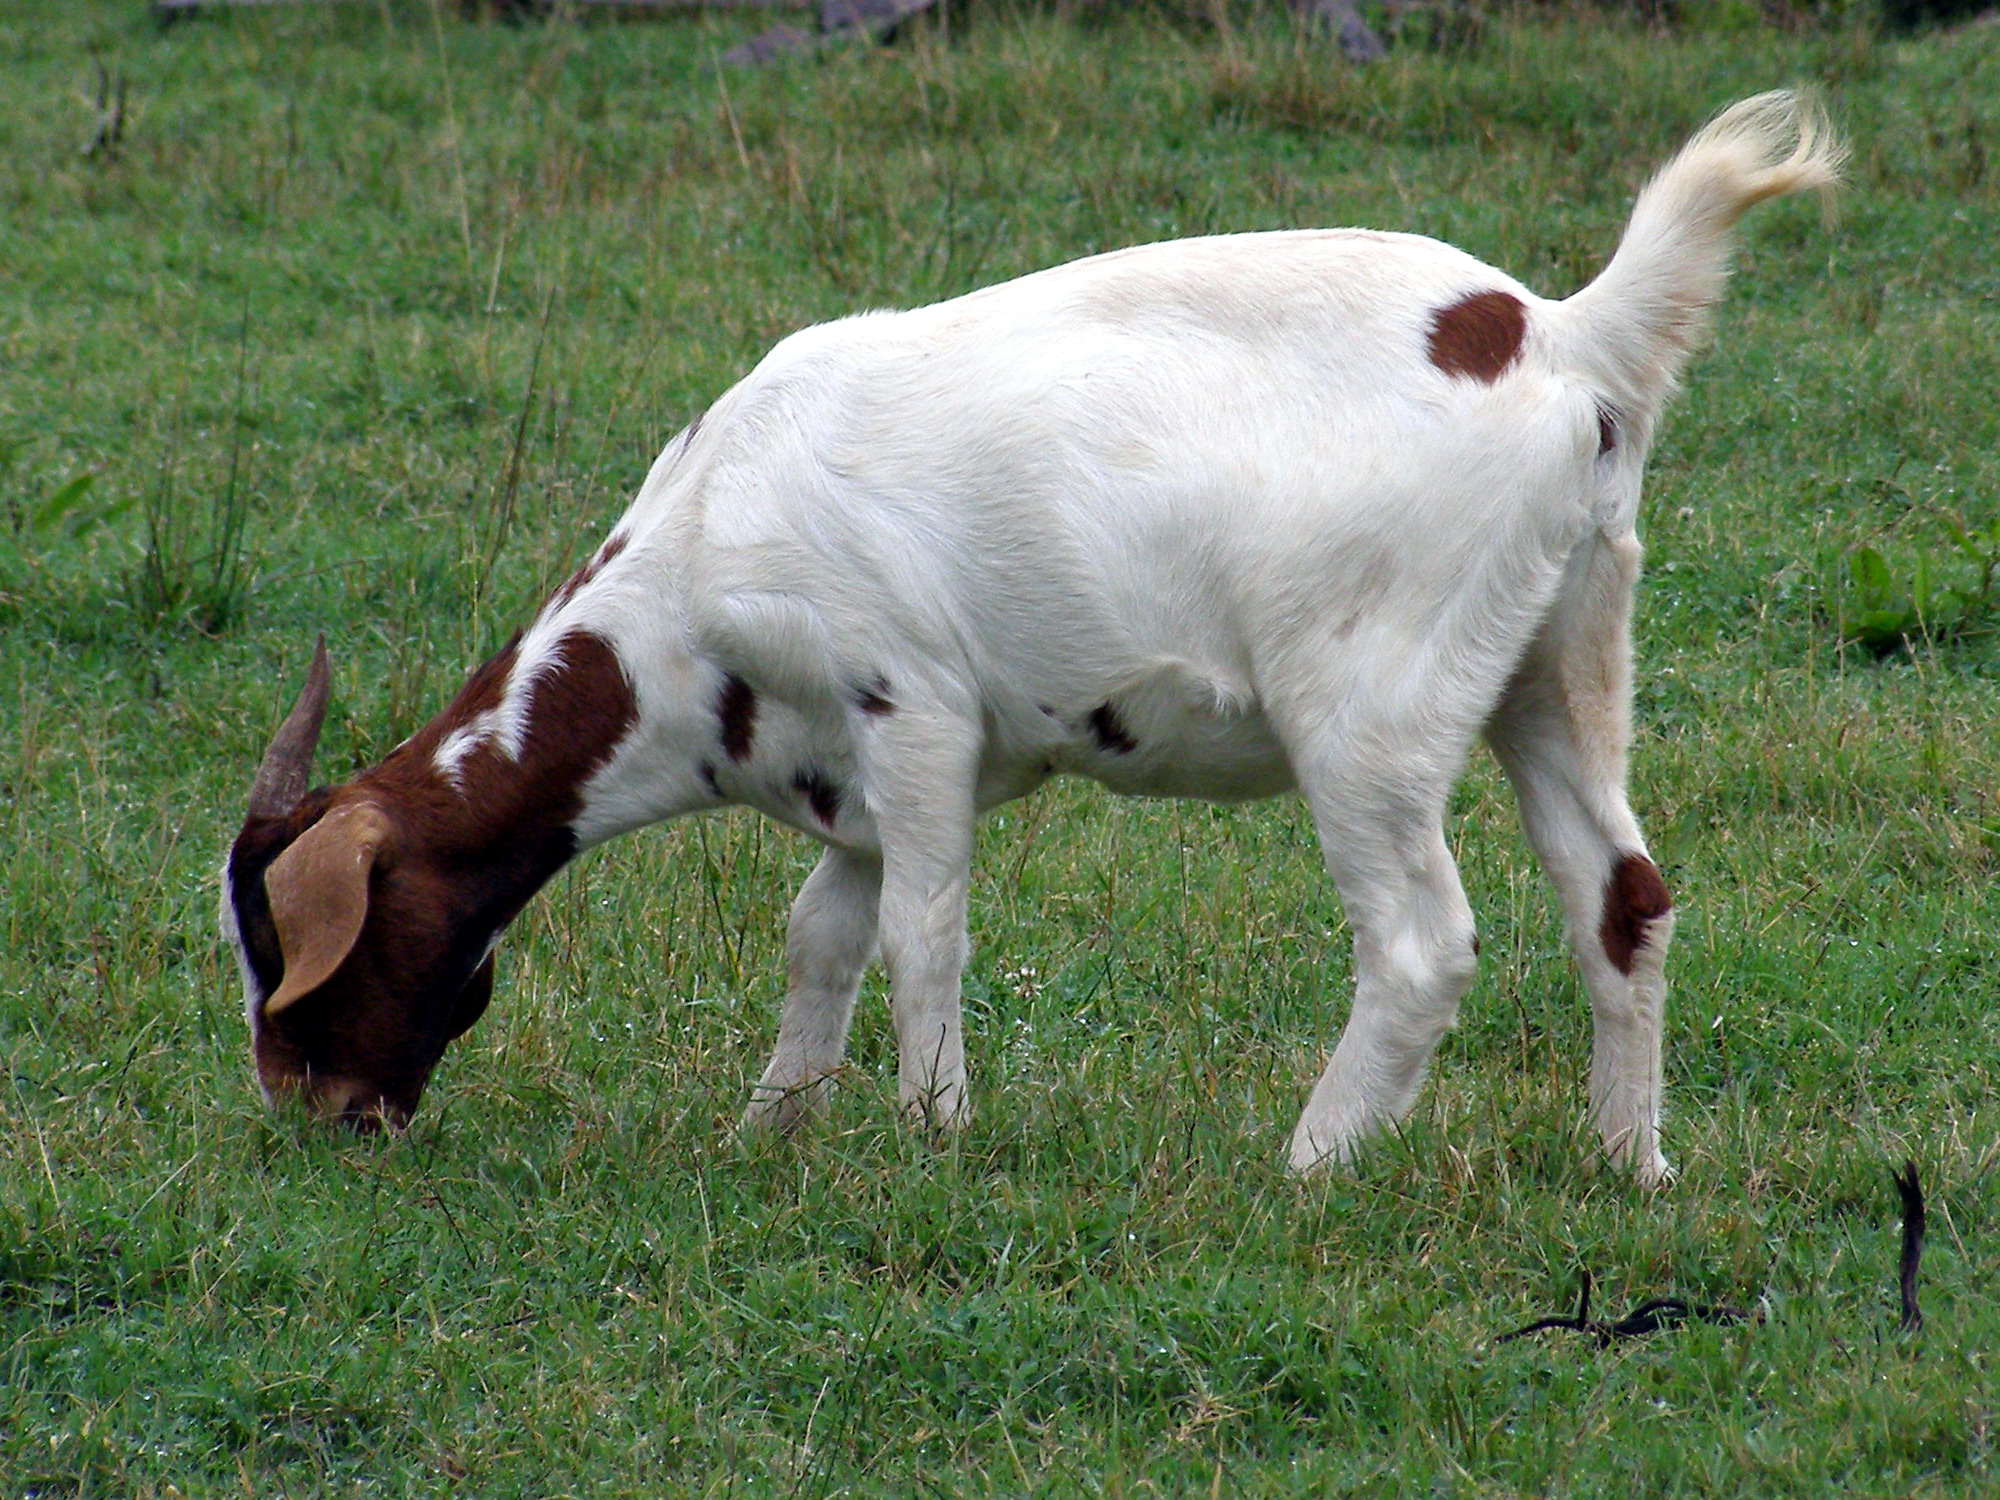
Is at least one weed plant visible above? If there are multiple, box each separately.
[1,1,1996,1494]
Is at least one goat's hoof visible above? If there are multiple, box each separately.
[737,1077,834,1144]
[1633,1151,1675,1190]
[1286,1127,1360,1176]
[898,1090,969,1140]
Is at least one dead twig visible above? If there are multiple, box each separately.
[1501,1162,1929,1348]
[1895,1159,1925,1335]
[81,63,127,162]
[1496,1268,1751,1347]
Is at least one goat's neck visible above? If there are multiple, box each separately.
[360,627,643,888]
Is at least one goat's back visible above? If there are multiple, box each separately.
[629,230,1602,713]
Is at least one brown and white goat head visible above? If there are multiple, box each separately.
[222,641,503,1128]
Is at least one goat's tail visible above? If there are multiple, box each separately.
[1556,91,1842,422]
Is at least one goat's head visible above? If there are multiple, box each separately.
[221,641,501,1129]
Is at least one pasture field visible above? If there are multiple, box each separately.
[3,1,1998,1493]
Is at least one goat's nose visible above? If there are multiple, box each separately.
[305,1076,405,1131]
[339,1095,412,1133]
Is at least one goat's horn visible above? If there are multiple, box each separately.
[246,636,330,820]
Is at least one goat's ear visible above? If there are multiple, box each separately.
[262,801,394,1017]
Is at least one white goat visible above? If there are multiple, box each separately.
[223,93,1839,1181]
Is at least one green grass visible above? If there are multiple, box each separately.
[3,1,1997,1494]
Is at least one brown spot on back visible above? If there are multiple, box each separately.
[1427,289,1528,384]
[1599,853,1672,976]
[717,673,757,763]
[1087,703,1137,755]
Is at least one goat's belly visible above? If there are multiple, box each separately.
[1052,703,1294,803]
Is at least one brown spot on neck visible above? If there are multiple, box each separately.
[1427,289,1527,384]
[366,631,638,895]
[546,531,631,615]
[1599,853,1672,976]
[1596,402,1619,457]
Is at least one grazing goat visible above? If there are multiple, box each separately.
[223,94,1839,1181]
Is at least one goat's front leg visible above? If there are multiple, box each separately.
[740,845,882,1137]
[860,706,981,1131]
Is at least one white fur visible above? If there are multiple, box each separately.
[471,94,1836,1177]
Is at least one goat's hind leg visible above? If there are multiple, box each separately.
[1486,536,1675,1185]
[740,845,882,1136]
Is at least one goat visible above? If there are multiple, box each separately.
[222,93,1839,1181]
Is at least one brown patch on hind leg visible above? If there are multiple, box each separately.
[1599,853,1672,975]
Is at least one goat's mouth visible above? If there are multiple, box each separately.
[257,1062,419,1133]
[317,1079,415,1133]
[333,1097,411,1134]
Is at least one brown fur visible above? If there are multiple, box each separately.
[792,766,844,827]
[1427,289,1527,384]
[717,673,758,762]
[1599,853,1672,976]
[1088,702,1138,755]
[856,676,895,716]
[547,531,631,613]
